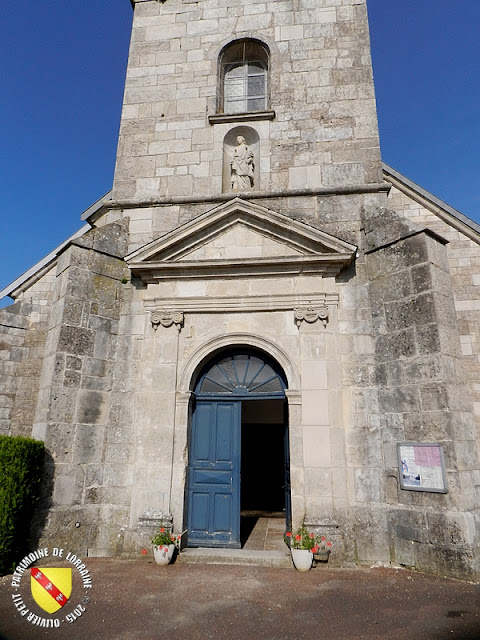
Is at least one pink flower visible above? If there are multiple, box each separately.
[327,542,332,547]
[309,533,315,538]
[321,536,326,541]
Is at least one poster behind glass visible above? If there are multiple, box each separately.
[397,443,447,493]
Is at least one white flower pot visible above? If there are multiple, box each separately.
[153,544,175,566]
[291,548,313,572]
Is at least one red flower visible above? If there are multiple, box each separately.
[327,541,332,547]
[295,535,301,541]
[312,546,319,553]
[309,533,314,538]
[285,532,292,537]
[141,549,147,555]
[160,528,165,533]
[321,536,326,541]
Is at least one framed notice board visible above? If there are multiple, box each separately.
[397,443,448,493]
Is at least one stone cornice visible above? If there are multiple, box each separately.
[130,255,352,281]
[108,183,390,211]
[144,292,339,314]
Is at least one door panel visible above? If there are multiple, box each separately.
[284,417,292,531]
[190,492,209,530]
[187,401,241,547]
[192,469,232,485]
[192,403,213,461]
[213,493,232,532]
[216,404,235,461]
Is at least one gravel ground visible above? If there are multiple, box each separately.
[1,559,479,640]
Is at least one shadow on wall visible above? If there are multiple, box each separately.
[29,448,54,552]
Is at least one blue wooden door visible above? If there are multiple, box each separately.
[187,401,241,547]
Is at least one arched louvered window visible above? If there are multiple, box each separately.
[219,39,269,115]
[195,351,286,397]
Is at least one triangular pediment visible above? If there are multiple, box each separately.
[176,223,304,261]
[126,198,356,281]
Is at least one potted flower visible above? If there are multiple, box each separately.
[285,524,332,572]
[151,527,176,566]
[313,535,332,563]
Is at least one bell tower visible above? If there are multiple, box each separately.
[113,0,387,249]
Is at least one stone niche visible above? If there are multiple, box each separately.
[223,126,260,193]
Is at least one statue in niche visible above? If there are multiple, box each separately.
[231,136,255,190]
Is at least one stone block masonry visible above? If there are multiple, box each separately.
[0,271,56,437]
[2,0,479,581]
[114,0,382,203]
[31,222,132,555]
[363,207,480,579]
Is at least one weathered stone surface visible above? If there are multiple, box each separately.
[63,369,81,388]
[363,207,435,253]
[58,325,95,356]
[76,390,110,425]
[73,220,130,260]
[72,425,105,464]
[366,234,430,280]
[388,509,429,544]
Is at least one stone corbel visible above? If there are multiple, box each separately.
[151,310,184,332]
[294,306,329,328]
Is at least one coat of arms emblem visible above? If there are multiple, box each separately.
[30,568,72,614]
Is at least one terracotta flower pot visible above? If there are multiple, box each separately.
[291,548,313,572]
[153,544,175,566]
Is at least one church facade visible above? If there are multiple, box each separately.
[2,0,480,580]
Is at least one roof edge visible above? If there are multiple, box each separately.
[382,162,480,241]
[0,224,92,301]
[80,190,113,223]
[1,189,114,300]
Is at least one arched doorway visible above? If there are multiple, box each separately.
[186,348,290,548]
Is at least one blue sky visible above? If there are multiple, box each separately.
[1,0,479,305]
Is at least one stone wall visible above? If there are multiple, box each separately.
[387,184,480,465]
[101,0,390,564]
[363,208,480,579]
[103,191,379,258]
[32,222,131,555]
[0,303,28,436]
[114,0,382,202]
[0,270,56,437]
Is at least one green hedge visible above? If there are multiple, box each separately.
[0,436,45,575]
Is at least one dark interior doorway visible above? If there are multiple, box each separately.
[240,399,287,545]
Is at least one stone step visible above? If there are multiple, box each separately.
[176,548,292,569]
